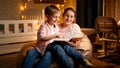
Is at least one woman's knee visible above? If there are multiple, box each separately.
[63,45,77,53]
[63,45,72,50]
[53,45,66,55]
[53,45,62,50]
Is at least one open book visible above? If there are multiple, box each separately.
[53,38,69,41]
[52,38,70,45]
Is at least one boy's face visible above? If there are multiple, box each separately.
[47,12,60,25]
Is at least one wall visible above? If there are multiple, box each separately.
[105,0,120,21]
[116,0,120,21]
[105,0,116,18]
[1,0,120,22]
[0,0,21,20]
[64,0,76,10]
[0,0,76,20]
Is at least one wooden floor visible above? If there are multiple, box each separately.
[0,52,120,68]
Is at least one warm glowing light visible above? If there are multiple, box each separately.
[28,0,31,2]
[22,15,24,19]
[24,5,27,8]
[64,0,66,2]
[62,5,64,7]
[40,0,42,2]
[20,6,24,11]
[56,4,60,8]
[25,3,27,6]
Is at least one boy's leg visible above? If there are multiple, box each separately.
[35,51,52,68]
[22,49,40,68]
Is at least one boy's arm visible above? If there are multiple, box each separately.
[41,34,59,41]
[38,25,59,41]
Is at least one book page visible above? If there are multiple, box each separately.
[54,38,69,41]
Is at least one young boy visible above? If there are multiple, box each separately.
[22,5,61,68]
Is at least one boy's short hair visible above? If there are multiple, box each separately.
[45,5,60,16]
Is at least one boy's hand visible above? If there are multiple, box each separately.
[55,34,64,38]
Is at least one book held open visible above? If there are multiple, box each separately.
[53,38,69,41]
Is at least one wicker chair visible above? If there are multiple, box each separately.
[95,16,120,58]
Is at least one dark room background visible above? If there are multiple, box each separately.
[76,0,103,28]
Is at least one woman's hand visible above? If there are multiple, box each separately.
[66,41,76,47]
[68,38,82,47]
[70,38,81,43]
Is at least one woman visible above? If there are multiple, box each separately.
[58,7,93,67]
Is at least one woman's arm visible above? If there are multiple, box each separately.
[72,24,85,38]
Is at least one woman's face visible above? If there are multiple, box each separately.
[63,10,75,25]
[47,12,60,25]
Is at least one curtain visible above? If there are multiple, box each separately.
[76,0,103,28]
